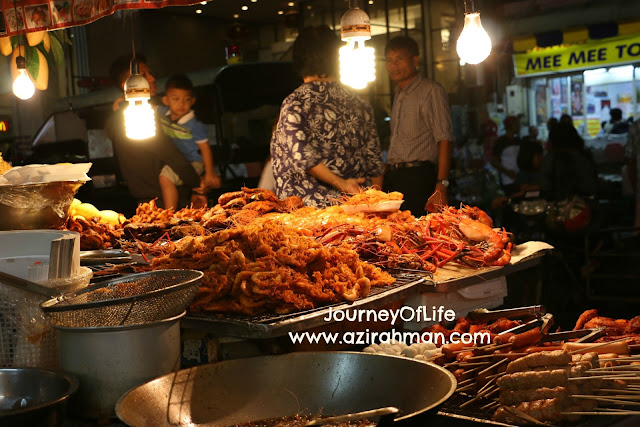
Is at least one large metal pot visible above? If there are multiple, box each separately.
[54,311,184,419]
[116,351,456,426]
[0,368,78,426]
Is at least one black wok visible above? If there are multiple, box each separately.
[116,351,456,426]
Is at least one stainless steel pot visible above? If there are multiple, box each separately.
[54,311,184,419]
[116,351,456,426]
[0,368,78,426]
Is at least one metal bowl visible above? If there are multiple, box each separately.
[0,181,84,231]
[0,368,78,426]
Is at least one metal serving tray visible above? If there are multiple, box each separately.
[182,272,432,339]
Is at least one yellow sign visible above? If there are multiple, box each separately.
[514,33,640,77]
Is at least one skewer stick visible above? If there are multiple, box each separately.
[444,361,492,368]
[481,342,513,352]
[561,411,640,416]
[464,354,496,361]
[572,395,640,405]
[568,337,632,355]
[589,365,640,371]
[569,373,640,380]
[597,388,640,395]
[455,383,476,393]
[480,400,499,410]
[460,382,496,408]
[478,358,509,376]
[476,378,498,397]
[586,370,640,375]
[502,406,549,426]
[486,372,506,380]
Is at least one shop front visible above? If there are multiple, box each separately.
[512,25,640,141]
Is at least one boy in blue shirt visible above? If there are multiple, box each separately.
[158,74,221,209]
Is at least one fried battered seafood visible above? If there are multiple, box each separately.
[65,216,123,250]
[151,221,395,315]
[127,199,175,224]
[340,188,403,205]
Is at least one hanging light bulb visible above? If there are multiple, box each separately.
[456,1,492,65]
[339,1,375,90]
[13,54,35,100]
[123,59,155,140]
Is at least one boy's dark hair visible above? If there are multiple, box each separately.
[292,26,341,78]
[610,108,622,121]
[109,53,147,87]
[385,36,419,57]
[166,74,194,93]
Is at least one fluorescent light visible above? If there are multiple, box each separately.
[288,2,294,6]
[196,9,202,14]
[241,5,248,10]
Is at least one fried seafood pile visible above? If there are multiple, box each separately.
[573,309,640,345]
[150,220,395,315]
[65,216,123,250]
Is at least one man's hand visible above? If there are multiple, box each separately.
[339,177,366,194]
[201,172,222,192]
[425,183,448,212]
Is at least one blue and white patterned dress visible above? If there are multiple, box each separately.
[271,81,384,207]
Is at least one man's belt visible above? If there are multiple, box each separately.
[387,161,430,171]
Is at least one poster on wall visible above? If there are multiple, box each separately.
[0,0,201,36]
[571,77,584,117]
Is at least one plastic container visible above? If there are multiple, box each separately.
[0,230,91,369]
[403,277,508,331]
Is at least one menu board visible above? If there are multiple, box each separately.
[0,0,200,36]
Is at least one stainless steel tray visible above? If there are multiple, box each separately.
[182,273,431,339]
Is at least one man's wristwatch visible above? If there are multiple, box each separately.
[437,179,450,188]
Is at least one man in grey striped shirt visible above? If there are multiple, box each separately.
[383,36,454,217]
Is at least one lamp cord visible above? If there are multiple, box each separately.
[130,12,136,60]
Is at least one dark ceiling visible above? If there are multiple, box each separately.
[162,0,332,22]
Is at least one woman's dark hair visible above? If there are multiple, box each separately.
[384,36,419,57]
[292,26,341,78]
[109,53,148,87]
[517,140,543,171]
[560,114,573,125]
[549,122,584,151]
[547,117,558,132]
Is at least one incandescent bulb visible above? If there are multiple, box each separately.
[13,69,35,100]
[456,12,492,65]
[339,38,375,90]
[124,99,156,140]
